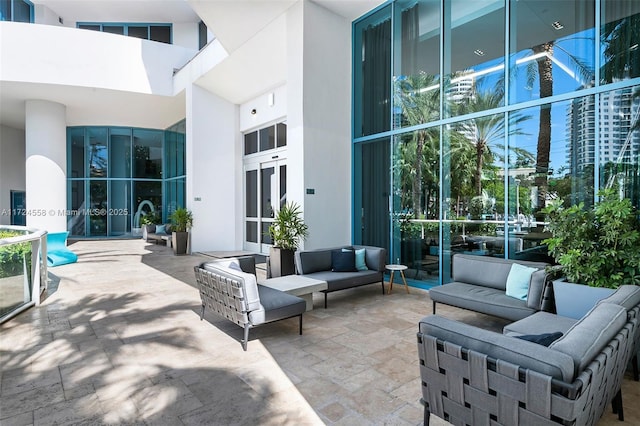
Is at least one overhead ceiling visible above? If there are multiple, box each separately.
[2,1,383,130]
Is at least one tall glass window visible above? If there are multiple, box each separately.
[77,23,173,44]
[0,0,32,22]
[444,0,505,117]
[354,6,392,137]
[393,0,441,128]
[510,0,595,103]
[353,0,640,288]
[67,123,185,237]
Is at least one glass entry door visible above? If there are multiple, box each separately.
[244,159,286,254]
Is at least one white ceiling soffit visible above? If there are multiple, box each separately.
[311,0,386,21]
[31,0,199,23]
[195,13,287,104]
[188,0,296,53]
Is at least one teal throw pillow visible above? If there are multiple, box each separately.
[505,263,537,300]
[355,248,367,271]
[156,224,167,234]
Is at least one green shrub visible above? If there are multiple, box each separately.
[543,189,640,288]
[0,230,32,279]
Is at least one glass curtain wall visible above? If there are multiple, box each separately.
[67,122,186,237]
[353,0,640,288]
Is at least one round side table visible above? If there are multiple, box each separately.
[386,264,410,294]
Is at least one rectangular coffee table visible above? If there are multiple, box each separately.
[259,275,328,311]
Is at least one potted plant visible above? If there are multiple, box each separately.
[169,207,193,255]
[543,189,640,318]
[268,202,309,277]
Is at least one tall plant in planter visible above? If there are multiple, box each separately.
[268,202,308,277]
[543,190,640,317]
[169,207,193,255]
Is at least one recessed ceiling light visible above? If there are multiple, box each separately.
[473,49,485,56]
[552,21,564,30]
[630,44,639,51]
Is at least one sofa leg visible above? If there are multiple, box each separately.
[324,293,328,309]
[424,406,430,425]
[241,324,250,351]
[612,389,624,421]
[299,315,303,335]
[633,354,639,381]
[381,280,385,295]
[200,304,205,320]
[432,301,436,315]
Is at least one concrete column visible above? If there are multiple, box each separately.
[25,100,67,232]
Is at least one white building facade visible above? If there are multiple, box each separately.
[0,0,382,253]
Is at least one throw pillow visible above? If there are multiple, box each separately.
[342,248,367,271]
[355,248,367,271]
[515,332,563,347]
[155,224,167,234]
[505,263,538,300]
[332,249,357,272]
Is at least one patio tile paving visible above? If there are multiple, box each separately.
[0,238,637,425]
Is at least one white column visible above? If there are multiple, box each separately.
[25,100,67,232]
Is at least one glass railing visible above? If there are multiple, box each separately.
[0,226,47,323]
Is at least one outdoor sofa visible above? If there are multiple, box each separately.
[417,284,640,425]
[429,254,551,321]
[193,256,306,350]
[142,223,172,246]
[294,245,387,308]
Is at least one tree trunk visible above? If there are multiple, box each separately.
[475,142,485,196]
[412,131,425,218]
[533,42,554,209]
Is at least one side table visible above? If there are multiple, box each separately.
[386,264,410,294]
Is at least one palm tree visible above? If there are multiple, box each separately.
[455,89,532,196]
[395,72,441,217]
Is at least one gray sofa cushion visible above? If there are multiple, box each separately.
[598,285,640,311]
[295,249,334,274]
[452,254,548,291]
[419,315,575,381]
[549,302,627,376]
[504,311,578,336]
[301,270,382,292]
[248,285,305,325]
[354,245,387,272]
[428,282,536,321]
[526,269,548,309]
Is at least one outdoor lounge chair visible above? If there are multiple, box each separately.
[46,231,78,267]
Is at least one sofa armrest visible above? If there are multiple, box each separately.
[354,245,387,272]
[419,314,575,382]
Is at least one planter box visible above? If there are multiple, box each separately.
[553,279,615,320]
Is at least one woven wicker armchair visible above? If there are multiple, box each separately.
[417,302,639,426]
[194,256,306,351]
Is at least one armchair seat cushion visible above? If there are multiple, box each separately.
[250,285,306,325]
[301,270,383,292]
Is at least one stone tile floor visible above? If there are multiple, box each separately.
[0,239,637,425]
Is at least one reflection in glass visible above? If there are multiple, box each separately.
[261,167,275,218]
[277,123,287,147]
[599,85,640,208]
[88,128,108,178]
[69,128,85,178]
[444,0,505,117]
[392,129,440,283]
[68,180,85,236]
[133,129,162,179]
[246,170,257,218]
[89,181,107,236]
[109,180,131,236]
[245,131,258,155]
[510,0,595,103]
[393,0,440,128]
[133,181,162,229]
[601,0,640,84]
[109,128,131,178]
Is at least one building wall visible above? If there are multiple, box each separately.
[285,1,351,250]
[0,125,26,225]
[186,84,241,252]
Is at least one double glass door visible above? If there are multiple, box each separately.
[244,158,287,254]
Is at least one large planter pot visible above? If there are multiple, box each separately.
[269,247,296,277]
[553,279,615,320]
[172,231,189,255]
